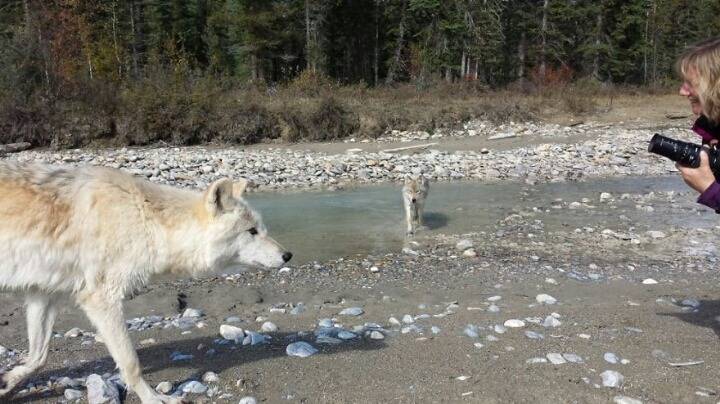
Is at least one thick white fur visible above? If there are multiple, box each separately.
[0,161,290,403]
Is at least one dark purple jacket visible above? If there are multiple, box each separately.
[694,115,720,211]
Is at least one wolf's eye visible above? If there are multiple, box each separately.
[248,227,258,235]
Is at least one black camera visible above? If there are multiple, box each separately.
[648,133,720,179]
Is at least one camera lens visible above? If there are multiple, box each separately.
[648,134,701,168]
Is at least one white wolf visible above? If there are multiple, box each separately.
[402,175,430,236]
[0,161,292,403]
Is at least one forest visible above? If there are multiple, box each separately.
[1,0,719,148]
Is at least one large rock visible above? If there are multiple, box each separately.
[220,324,245,343]
[286,341,319,358]
[601,370,624,388]
[86,374,122,404]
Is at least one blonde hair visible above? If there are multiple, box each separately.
[678,37,720,124]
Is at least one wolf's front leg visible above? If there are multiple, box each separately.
[416,201,425,227]
[405,205,415,236]
[77,291,183,404]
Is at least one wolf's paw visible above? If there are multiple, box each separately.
[153,394,188,404]
[0,370,16,396]
[0,373,14,397]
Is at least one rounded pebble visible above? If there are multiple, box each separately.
[286,341,319,358]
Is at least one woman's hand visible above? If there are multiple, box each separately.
[678,149,716,193]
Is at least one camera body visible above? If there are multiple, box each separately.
[648,133,720,179]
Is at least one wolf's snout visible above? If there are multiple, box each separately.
[282,252,293,263]
[411,198,417,203]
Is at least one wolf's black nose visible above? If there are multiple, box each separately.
[282,252,293,262]
[411,198,417,203]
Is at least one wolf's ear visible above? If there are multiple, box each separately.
[233,178,248,198]
[205,178,234,216]
[404,176,412,184]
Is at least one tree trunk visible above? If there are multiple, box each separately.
[43,31,50,96]
[130,0,139,77]
[650,1,658,86]
[23,0,31,34]
[374,0,379,85]
[593,11,602,80]
[474,59,479,81]
[652,33,658,85]
[518,32,526,79]
[111,1,122,77]
[251,53,259,81]
[539,0,549,81]
[460,51,466,80]
[305,0,313,72]
[345,47,351,82]
[386,0,407,84]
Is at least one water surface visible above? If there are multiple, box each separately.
[248,176,697,264]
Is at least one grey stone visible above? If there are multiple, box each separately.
[64,328,83,338]
[536,294,557,305]
[202,372,220,383]
[543,316,561,328]
[243,331,268,346]
[182,308,203,318]
[287,341,319,358]
[369,331,385,340]
[681,299,701,308]
[563,353,583,363]
[525,331,544,340]
[64,389,83,401]
[290,304,306,315]
[546,353,566,365]
[337,331,357,340]
[170,352,193,361]
[339,307,364,316]
[604,352,620,364]
[318,318,334,328]
[180,381,208,394]
[261,321,278,332]
[456,239,474,251]
[156,381,173,394]
[316,336,342,344]
[601,370,624,388]
[503,319,525,328]
[613,396,643,404]
[464,325,480,338]
[220,324,245,343]
[86,374,121,404]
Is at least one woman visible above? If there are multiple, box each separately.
[676,37,720,210]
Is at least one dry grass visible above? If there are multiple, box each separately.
[0,71,676,149]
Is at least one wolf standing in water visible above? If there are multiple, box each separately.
[403,175,430,236]
[0,162,292,403]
